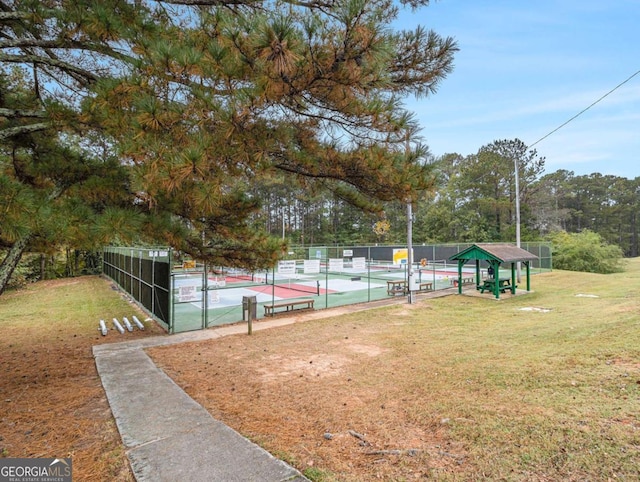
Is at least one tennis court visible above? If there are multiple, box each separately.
[170,259,476,332]
[103,243,552,334]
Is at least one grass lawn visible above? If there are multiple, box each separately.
[0,276,165,481]
[149,261,640,481]
[1,264,639,481]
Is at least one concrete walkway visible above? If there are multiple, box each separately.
[93,291,456,481]
[94,320,311,482]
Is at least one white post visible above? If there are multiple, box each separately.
[122,316,134,332]
[132,315,145,330]
[112,318,125,334]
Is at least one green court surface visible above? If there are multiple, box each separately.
[170,264,466,333]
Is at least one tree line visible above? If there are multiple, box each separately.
[258,137,640,260]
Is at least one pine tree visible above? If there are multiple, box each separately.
[1,0,457,291]
[0,80,138,292]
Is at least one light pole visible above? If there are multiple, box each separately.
[406,131,414,304]
[514,157,521,283]
[407,200,414,304]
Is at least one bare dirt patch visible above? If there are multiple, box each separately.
[611,358,640,371]
[149,306,466,481]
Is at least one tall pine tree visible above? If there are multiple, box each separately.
[1,0,457,292]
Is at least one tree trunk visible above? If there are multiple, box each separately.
[65,247,72,277]
[0,235,31,295]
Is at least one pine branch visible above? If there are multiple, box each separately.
[163,0,336,9]
[0,11,30,21]
[0,53,98,85]
[162,0,258,5]
[0,37,139,69]
[0,107,47,118]
[0,39,67,49]
[0,122,51,141]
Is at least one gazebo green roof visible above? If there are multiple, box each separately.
[448,243,539,299]
[449,243,539,264]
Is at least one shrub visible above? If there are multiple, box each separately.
[548,230,624,274]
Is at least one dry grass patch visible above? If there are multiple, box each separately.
[0,276,165,480]
[150,260,640,481]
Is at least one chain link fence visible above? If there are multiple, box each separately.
[102,247,171,331]
[103,242,551,334]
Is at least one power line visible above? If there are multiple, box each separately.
[529,68,640,149]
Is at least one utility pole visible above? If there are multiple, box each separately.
[407,200,414,304]
[514,157,522,283]
[406,131,415,304]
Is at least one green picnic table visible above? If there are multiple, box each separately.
[480,277,513,294]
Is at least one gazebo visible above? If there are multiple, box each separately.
[449,244,539,299]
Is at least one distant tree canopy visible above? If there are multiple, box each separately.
[412,139,545,243]
[0,0,458,293]
[253,138,635,274]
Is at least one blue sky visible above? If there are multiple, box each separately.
[397,1,640,178]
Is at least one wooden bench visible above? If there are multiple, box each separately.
[264,299,315,316]
[418,282,433,292]
[387,280,407,296]
[451,277,474,287]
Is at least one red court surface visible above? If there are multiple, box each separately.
[247,283,336,299]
